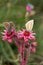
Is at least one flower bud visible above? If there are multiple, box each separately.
[31,48,36,53]
[32,42,37,47]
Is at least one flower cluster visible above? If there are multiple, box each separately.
[2,29,17,43]
[2,20,37,65]
[17,30,35,42]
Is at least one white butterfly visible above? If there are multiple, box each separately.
[25,20,34,31]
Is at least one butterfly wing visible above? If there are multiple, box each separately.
[25,20,34,31]
[3,22,10,29]
[3,22,14,31]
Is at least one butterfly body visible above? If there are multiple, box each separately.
[3,22,14,31]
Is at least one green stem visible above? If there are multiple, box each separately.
[0,40,19,65]
[4,41,17,60]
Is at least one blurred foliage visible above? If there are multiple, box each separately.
[0,0,43,65]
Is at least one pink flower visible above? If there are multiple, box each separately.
[17,30,35,42]
[26,4,34,11]
[31,42,37,53]
[2,29,16,43]
[26,5,32,11]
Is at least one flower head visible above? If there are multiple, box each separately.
[2,29,16,43]
[26,4,34,11]
[17,30,35,42]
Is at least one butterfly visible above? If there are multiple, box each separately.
[25,20,34,31]
[3,21,14,31]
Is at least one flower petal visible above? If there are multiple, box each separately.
[2,36,7,41]
[8,39,12,43]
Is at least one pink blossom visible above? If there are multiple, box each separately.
[26,5,32,11]
[17,30,36,42]
[2,29,16,43]
[26,4,34,11]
